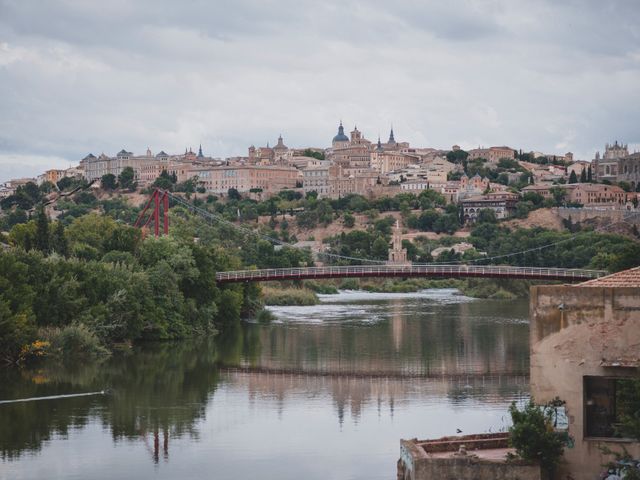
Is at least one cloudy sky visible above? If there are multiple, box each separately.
[0,0,639,182]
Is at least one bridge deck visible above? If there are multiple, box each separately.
[215,265,605,283]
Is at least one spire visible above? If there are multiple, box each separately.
[377,136,383,152]
[388,126,396,144]
[198,144,204,158]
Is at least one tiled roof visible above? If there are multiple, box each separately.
[579,266,640,288]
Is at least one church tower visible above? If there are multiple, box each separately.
[387,220,409,265]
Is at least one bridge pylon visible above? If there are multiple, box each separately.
[134,189,169,237]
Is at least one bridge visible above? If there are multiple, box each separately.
[215,264,605,284]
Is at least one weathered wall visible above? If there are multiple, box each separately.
[399,436,541,480]
[556,207,640,225]
[530,285,640,479]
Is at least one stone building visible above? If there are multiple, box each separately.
[461,192,519,222]
[301,160,331,198]
[521,183,628,207]
[467,146,515,164]
[530,267,640,479]
[593,141,640,188]
[190,164,300,195]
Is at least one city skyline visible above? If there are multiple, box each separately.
[1,0,639,182]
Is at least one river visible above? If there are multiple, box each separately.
[0,289,530,480]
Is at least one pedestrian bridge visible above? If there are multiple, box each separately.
[215,264,605,284]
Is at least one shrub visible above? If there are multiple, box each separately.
[509,400,564,478]
[42,324,109,358]
[256,309,276,324]
[262,287,318,306]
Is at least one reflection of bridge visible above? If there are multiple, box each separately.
[215,264,605,284]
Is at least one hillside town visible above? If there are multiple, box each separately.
[2,124,639,227]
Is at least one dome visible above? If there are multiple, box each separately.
[332,122,349,143]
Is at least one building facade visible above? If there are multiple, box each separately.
[593,141,640,188]
[191,165,300,195]
[530,268,640,479]
[461,192,519,222]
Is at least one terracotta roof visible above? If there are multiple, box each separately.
[579,266,640,288]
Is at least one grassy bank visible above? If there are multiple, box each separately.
[262,287,319,306]
[298,277,532,299]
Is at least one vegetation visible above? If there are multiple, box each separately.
[0,201,271,363]
[261,287,319,306]
[509,399,565,478]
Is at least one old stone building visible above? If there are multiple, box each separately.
[190,164,300,195]
[593,141,640,188]
[461,192,519,222]
[530,267,640,479]
[467,146,515,164]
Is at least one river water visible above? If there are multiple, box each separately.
[0,289,530,480]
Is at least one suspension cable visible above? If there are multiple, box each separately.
[160,190,640,267]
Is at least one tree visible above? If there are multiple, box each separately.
[477,208,497,224]
[101,173,117,190]
[569,170,578,184]
[34,208,50,254]
[51,221,68,256]
[580,167,587,183]
[587,166,593,183]
[371,236,389,260]
[118,166,136,191]
[302,148,325,160]
[509,400,564,478]
[153,170,174,190]
[343,212,355,228]
[227,188,242,201]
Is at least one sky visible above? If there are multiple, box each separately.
[0,0,639,182]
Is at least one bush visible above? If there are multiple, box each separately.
[256,309,276,324]
[262,287,318,306]
[42,324,109,358]
[305,280,339,294]
[509,400,564,478]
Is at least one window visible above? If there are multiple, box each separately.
[584,376,640,438]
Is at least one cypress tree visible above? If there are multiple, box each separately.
[587,166,593,182]
[580,167,587,183]
[51,221,68,256]
[569,170,578,184]
[35,208,50,254]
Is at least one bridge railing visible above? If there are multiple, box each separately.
[215,265,606,283]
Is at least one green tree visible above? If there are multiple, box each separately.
[118,166,136,190]
[477,208,497,224]
[302,148,325,160]
[227,188,242,201]
[509,400,564,478]
[371,236,389,260]
[51,221,69,256]
[34,208,50,254]
[101,173,117,190]
[343,212,355,228]
[569,170,578,184]
[580,168,587,183]
[153,170,174,190]
[587,166,593,182]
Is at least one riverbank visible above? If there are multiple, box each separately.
[262,278,533,306]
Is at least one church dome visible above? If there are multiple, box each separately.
[332,122,349,143]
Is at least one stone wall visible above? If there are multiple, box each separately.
[530,285,640,479]
[398,433,541,480]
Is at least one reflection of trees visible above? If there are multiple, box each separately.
[0,340,221,460]
[0,297,531,459]
[236,299,530,377]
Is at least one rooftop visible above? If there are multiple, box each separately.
[579,266,640,288]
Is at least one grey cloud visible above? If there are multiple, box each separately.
[0,0,639,182]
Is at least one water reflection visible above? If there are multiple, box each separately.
[0,290,530,480]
